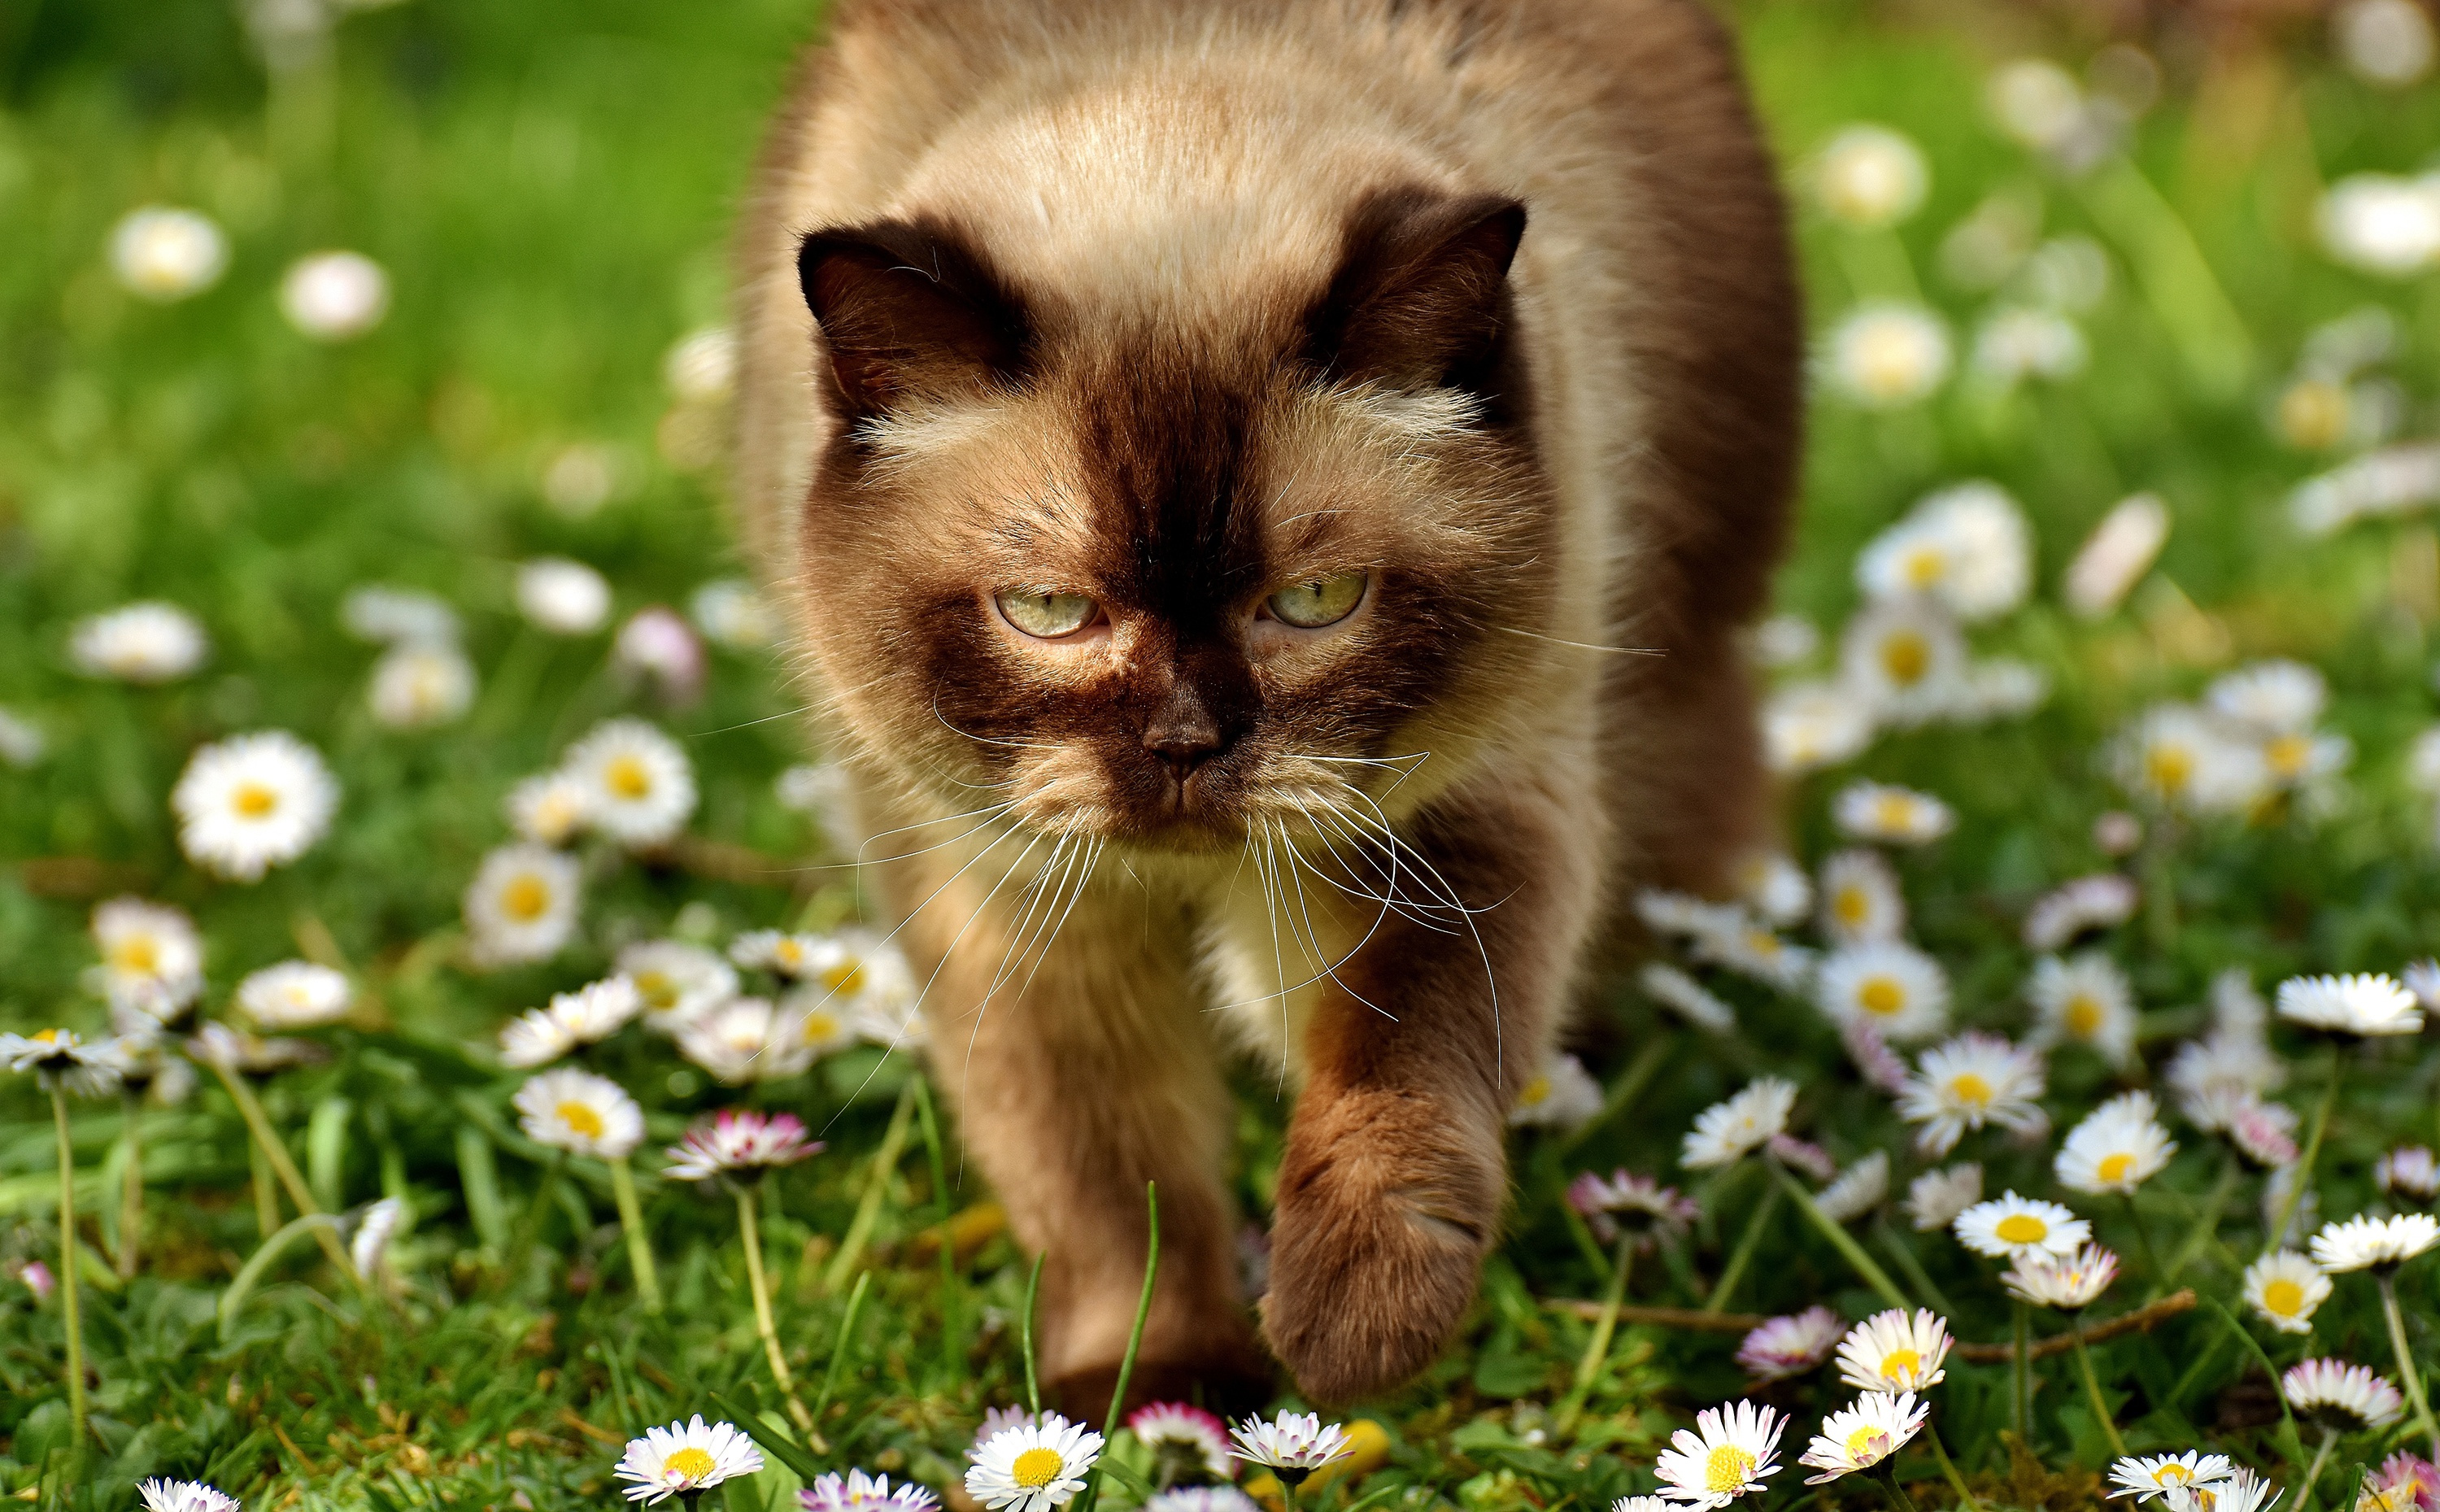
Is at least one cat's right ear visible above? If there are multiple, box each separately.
[796,220,1030,420]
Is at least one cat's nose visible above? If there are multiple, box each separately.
[1143,694,1224,786]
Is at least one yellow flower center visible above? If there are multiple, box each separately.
[774,939,806,968]
[1834,887,1869,926]
[636,971,678,1009]
[1846,1425,1890,1462]
[2263,1278,2306,1317]
[502,874,552,922]
[2065,995,2103,1037]
[1518,1075,1551,1107]
[1903,547,1946,589]
[557,1101,605,1139]
[111,937,160,974]
[2097,1153,2135,1184]
[802,1012,840,1044]
[1880,631,1930,686]
[605,755,654,800]
[664,1446,717,1482]
[1705,1444,1757,1493]
[1875,795,1915,832]
[2279,378,2349,450]
[821,959,865,994]
[1858,976,1906,1017]
[1995,1214,2049,1246]
[1013,1449,1065,1488]
[2146,744,2194,795]
[232,782,280,818]
[2266,733,2311,778]
[1948,1073,1993,1108]
[32,1029,59,1045]
[1745,930,1782,958]
[2156,1467,2195,1487]
[1879,1349,1921,1383]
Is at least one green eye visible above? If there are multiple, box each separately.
[1266,573,1367,629]
[995,590,1098,639]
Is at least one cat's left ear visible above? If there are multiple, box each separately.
[1305,186,1527,396]
[797,219,1031,420]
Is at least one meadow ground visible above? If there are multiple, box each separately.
[7,1,2440,1508]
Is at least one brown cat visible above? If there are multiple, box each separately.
[734,0,1798,1410]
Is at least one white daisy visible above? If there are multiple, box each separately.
[1733,852,1813,928]
[2317,173,2440,278]
[349,1195,407,1279]
[1818,849,1906,946]
[1509,1052,1605,1130]
[2227,1099,2301,1169]
[1568,1169,1701,1248]
[730,929,828,978]
[506,769,595,846]
[801,1471,941,1512]
[0,1028,131,1098]
[1832,781,1955,846]
[2004,1243,2120,1310]
[678,996,817,1084]
[1898,1033,2047,1158]
[2362,1457,2438,1512]
[280,251,390,340]
[1799,1391,1928,1484]
[664,325,739,403]
[1972,306,2087,386]
[368,641,477,730]
[1653,1400,1784,1508]
[1126,1402,1232,1483]
[109,207,229,301]
[89,896,205,1021]
[1988,59,2085,153]
[0,705,43,769]
[1843,1018,1915,1094]
[564,719,696,848]
[613,608,706,704]
[2165,1034,2285,1131]
[1762,681,1876,775]
[1954,1192,2090,1259]
[235,961,353,1030]
[2405,961,2440,1011]
[614,1415,765,1504]
[172,731,340,882]
[2377,1144,2438,1202]
[2282,1358,2406,1431]
[340,585,460,646]
[1958,656,2050,723]
[2023,875,2139,954]
[1826,303,1952,409]
[1839,601,1972,728]
[2242,1250,2333,1335]
[462,843,583,965]
[664,1109,821,1180]
[1687,912,1816,994]
[1906,1164,1983,1233]
[1639,962,1737,1034]
[2209,660,2327,736]
[1228,1410,1350,1482]
[967,1412,1107,1512]
[517,556,612,634]
[782,981,862,1059]
[514,1067,644,1159]
[1834,1308,1952,1392]
[1753,609,1823,668]
[136,1479,242,1512]
[1735,1306,1845,1382]
[2277,974,2424,1036]
[2337,0,2437,85]
[2107,1453,2236,1503]
[1815,941,1951,1044]
[2108,705,2268,816]
[501,977,643,1068]
[618,940,739,1033]
[1854,481,2032,624]
[1681,1078,1798,1170]
[2055,1091,2176,1196]
[2169,1467,2282,1512]
[2309,1213,2440,1274]
[72,602,208,682]
[1614,1499,1676,1512]
[498,1008,578,1070]
[1814,124,1928,229]
[1815,1152,1892,1226]
[2063,494,2171,620]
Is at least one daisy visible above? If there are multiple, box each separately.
[136,1480,242,1512]
[1842,1020,1914,1095]
[2209,660,2326,735]
[1814,124,1928,229]
[349,1196,407,1279]
[235,961,353,1030]
[1736,1306,1845,1382]
[2310,1214,2440,1274]
[1614,1501,1676,1512]
[71,602,208,682]
[0,1029,130,1099]
[0,706,42,769]
[2242,1250,2333,1335]
[1652,1399,1784,1508]
[619,940,740,1033]
[1832,781,1955,846]
[1854,481,2032,623]
[692,579,775,651]
[2108,1453,2236,1503]
[515,1067,644,1159]
[614,608,707,704]
[2166,1034,2284,1131]
[1508,1052,1605,1131]
[1954,1192,2089,1259]
[2064,494,2170,619]
[1835,1308,1953,1392]
[1228,1411,1350,1484]
[172,731,339,881]
[565,718,697,848]
[506,769,595,847]
[1681,1078,1797,1170]
[1838,602,1972,727]
[664,1109,822,1181]
[2093,810,2145,856]
[678,996,818,1084]
[2108,705,2267,816]
[1762,681,1876,774]
[1769,1135,1837,1183]
[340,584,460,645]
[2004,1244,2120,1310]
[186,1022,321,1077]
[2407,961,2440,1012]
[1815,941,1950,1044]
[802,1471,943,1512]
[499,977,643,1069]
[1732,852,1813,929]
[665,326,740,403]
[1145,1492,1261,1512]
[367,641,477,730]
[733,930,829,978]
[1959,656,2050,722]
[2318,174,2440,278]
[2227,1100,2300,1168]
[615,1416,765,1504]
[1799,1391,1928,1484]
[2363,1456,2439,1512]
[518,556,612,634]
[110,206,229,300]
[969,1412,1106,1512]
[1639,962,1737,1034]
[1128,1401,1233,1482]
[1687,912,1815,994]
[89,897,205,1022]
[2378,1145,2438,1203]
[2023,874,2139,953]
[2277,974,2424,1037]
[2336,0,2437,83]
[2026,952,2138,1067]
[1814,1153,1891,1227]
[1825,303,1951,410]
[1906,1164,1982,1233]
[2054,1092,2176,1196]
[463,843,582,965]
[279,251,389,340]
[2282,1358,2406,1431]
[2168,1467,2281,1512]
[1898,1033,2048,1158]
[1567,1169,1701,1248]
[973,1407,1039,1453]
[1972,306,2087,386]
[1818,849,1906,946]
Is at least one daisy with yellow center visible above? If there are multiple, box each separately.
[1819,849,1906,946]
[506,769,594,846]
[1840,600,1970,727]
[1815,941,1950,1044]
[1834,1308,1953,1393]
[1896,1032,2047,1157]
[89,896,205,1022]
[968,1412,1105,1512]
[618,939,739,1034]
[1832,780,1956,846]
[2107,1453,2235,1503]
[2027,952,2138,1067]
[1827,303,1951,410]
[2242,1250,2332,1335]
[463,843,583,966]
[1509,1051,1605,1130]
[171,730,340,882]
[614,1415,763,1504]
[1798,1390,1928,1484]
[2054,1092,2176,1196]
[1954,1192,2089,1259]
[1652,1399,1784,1508]
[515,1066,660,1309]
[564,717,696,848]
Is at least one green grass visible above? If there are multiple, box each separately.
[7,0,2440,1507]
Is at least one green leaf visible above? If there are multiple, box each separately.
[712,1389,828,1484]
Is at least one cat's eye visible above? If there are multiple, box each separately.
[995,590,1100,639]
[1264,573,1367,630]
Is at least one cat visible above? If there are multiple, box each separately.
[734,0,1797,1410]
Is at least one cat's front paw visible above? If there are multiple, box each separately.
[1260,1094,1501,1402]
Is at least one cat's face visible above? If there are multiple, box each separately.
[789,192,1557,853]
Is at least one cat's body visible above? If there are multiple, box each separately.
[734,0,1797,1407]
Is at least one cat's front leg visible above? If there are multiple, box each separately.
[1257,780,1598,1402]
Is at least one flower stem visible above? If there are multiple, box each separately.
[249,1139,281,1240]
[1705,1167,1780,1314]
[207,1061,355,1279]
[2298,1426,2338,1512]
[2122,1192,2168,1297]
[50,1081,87,1453]
[117,1092,143,1280]
[2266,1047,2342,1260]
[2070,1314,2129,1458]
[1877,1462,1924,1512]
[1777,1161,1911,1311]
[1020,1249,1046,1417]
[2013,1299,2033,1441]
[607,1155,660,1313]
[2377,1274,2440,1458]
[1925,1429,1979,1512]
[1558,1236,1634,1431]
[734,1183,811,1430]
